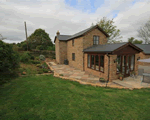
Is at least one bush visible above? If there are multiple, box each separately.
[38,70,43,74]
[0,41,20,74]
[31,60,41,64]
[36,64,41,67]
[41,63,48,69]
[36,45,44,50]
[43,69,48,73]
[30,55,35,60]
[39,55,45,61]
[20,52,35,63]
[20,52,31,63]
[47,46,55,51]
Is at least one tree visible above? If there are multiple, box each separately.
[96,17,122,43]
[27,28,53,50]
[0,40,20,74]
[0,34,6,41]
[128,37,143,44]
[137,19,150,44]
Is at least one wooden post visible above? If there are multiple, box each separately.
[99,55,101,71]
[24,21,28,51]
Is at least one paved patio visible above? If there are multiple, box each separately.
[113,76,150,89]
[47,62,150,89]
[47,62,122,88]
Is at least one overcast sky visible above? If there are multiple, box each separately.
[0,0,150,43]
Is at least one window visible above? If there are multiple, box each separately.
[116,56,121,73]
[87,54,104,73]
[100,56,104,72]
[72,53,75,61]
[131,55,135,71]
[88,54,90,67]
[93,36,99,45]
[91,55,94,69]
[72,39,74,46]
[95,55,99,70]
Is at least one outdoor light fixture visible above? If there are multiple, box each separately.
[137,57,140,61]
[114,59,117,63]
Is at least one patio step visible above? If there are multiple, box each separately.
[113,80,133,89]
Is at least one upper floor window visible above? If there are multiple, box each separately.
[93,36,99,45]
[72,39,74,46]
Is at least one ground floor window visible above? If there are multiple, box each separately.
[87,54,104,72]
[72,53,75,61]
[116,56,121,73]
[91,55,94,69]
[100,56,104,72]
[95,55,99,70]
[88,54,90,67]
[131,55,135,71]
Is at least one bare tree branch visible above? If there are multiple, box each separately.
[137,19,150,44]
[0,34,6,41]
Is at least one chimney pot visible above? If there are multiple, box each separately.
[56,31,60,36]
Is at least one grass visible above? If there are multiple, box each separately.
[0,75,150,120]
[20,62,49,75]
[20,63,39,75]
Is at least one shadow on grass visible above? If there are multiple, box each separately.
[0,72,19,85]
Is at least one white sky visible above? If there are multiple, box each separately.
[0,0,150,43]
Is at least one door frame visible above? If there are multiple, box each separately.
[120,55,135,77]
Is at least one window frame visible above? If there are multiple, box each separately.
[100,55,104,73]
[93,35,99,45]
[87,53,104,73]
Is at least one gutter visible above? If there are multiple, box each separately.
[106,53,110,87]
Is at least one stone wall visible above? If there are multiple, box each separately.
[84,53,109,81]
[55,38,60,63]
[83,28,107,49]
[67,37,84,70]
[109,55,119,81]
[138,52,150,66]
[59,41,67,64]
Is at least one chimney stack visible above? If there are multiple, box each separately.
[56,31,60,36]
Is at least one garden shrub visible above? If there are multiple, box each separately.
[36,64,41,67]
[30,55,35,60]
[0,41,20,74]
[39,55,45,61]
[20,52,31,63]
[38,70,43,74]
[43,68,48,73]
[20,52,35,63]
[31,60,41,64]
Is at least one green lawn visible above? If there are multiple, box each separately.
[0,75,150,120]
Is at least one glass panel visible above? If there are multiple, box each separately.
[95,55,99,70]
[96,40,98,45]
[91,55,94,69]
[88,55,90,67]
[100,56,104,72]
[122,56,125,74]
[126,56,129,74]
[116,56,121,73]
[131,55,135,70]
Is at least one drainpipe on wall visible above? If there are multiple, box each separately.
[106,53,110,87]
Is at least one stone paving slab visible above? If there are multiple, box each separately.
[47,62,150,89]
[47,62,126,89]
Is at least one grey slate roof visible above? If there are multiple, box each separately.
[67,26,93,40]
[134,44,150,54]
[83,43,127,53]
[57,35,71,41]
[54,25,109,43]
[67,25,109,40]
